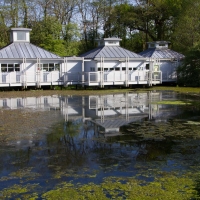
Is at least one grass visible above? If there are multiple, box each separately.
[1,86,200,98]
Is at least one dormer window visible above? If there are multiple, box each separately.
[17,32,26,41]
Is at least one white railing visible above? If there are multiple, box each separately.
[63,72,84,84]
[0,70,162,87]
[0,71,61,86]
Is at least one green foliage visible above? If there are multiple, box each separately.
[171,0,200,53]
[30,16,67,56]
[40,35,67,57]
[177,44,200,86]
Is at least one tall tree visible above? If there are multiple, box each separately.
[172,0,200,54]
[177,44,200,87]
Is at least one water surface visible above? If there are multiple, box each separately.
[0,91,200,199]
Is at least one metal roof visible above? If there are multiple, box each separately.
[139,48,185,60]
[80,46,145,60]
[0,42,61,59]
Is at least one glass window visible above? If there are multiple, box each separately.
[55,64,60,71]
[129,68,132,70]
[49,63,54,71]
[17,32,26,40]
[1,64,7,72]
[98,68,101,71]
[43,64,48,71]
[8,64,14,72]
[15,64,20,71]
[115,68,120,71]
[146,64,149,70]
[122,67,126,71]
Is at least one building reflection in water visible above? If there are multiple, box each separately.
[0,91,180,136]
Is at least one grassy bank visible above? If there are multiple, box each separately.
[0,86,200,98]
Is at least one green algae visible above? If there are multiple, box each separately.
[41,173,198,200]
[121,119,200,141]
[0,184,39,199]
[152,100,191,105]
[9,168,40,181]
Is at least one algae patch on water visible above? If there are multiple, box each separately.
[41,173,198,200]
[152,100,191,105]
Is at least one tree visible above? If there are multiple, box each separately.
[64,23,82,56]
[30,16,67,56]
[177,44,200,87]
[171,0,200,54]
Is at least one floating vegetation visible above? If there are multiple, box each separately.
[152,100,191,105]
[41,173,198,200]
[0,184,39,199]
[1,90,200,199]
[9,168,40,181]
[184,121,200,125]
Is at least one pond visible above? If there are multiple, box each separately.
[0,91,200,199]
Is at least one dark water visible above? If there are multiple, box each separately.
[1,91,200,198]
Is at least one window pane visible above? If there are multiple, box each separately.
[55,64,60,71]
[15,64,20,71]
[17,32,26,40]
[1,64,7,72]
[43,64,48,71]
[8,64,14,72]
[49,63,54,71]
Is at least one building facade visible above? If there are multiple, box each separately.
[139,41,185,84]
[0,28,164,89]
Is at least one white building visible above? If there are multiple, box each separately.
[0,28,162,89]
[79,38,162,87]
[139,41,185,84]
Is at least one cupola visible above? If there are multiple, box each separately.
[96,38,122,47]
[10,28,32,43]
[147,41,170,49]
